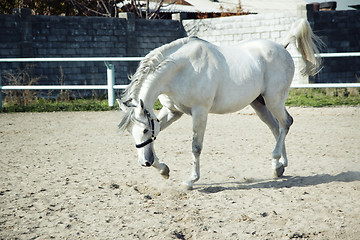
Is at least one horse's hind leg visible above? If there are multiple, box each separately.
[251,97,279,139]
[268,104,293,177]
[252,96,293,177]
[251,97,290,168]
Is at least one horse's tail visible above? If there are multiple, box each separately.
[283,18,324,76]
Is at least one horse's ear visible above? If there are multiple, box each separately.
[139,99,145,110]
[116,99,128,112]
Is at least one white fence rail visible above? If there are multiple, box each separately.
[1,53,359,109]
[0,57,140,109]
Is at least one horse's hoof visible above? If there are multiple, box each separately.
[160,164,170,179]
[181,181,193,190]
[274,164,285,178]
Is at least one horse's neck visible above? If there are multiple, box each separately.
[136,38,190,111]
[138,78,163,112]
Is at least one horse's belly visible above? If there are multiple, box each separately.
[209,97,252,114]
[209,79,262,114]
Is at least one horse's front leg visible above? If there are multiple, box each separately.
[152,157,170,179]
[157,106,183,131]
[151,107,182,179]
[182,108,208,190]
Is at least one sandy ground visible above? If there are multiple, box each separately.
[1,107,360,240]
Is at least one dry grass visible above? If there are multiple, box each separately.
[2,64,43,105]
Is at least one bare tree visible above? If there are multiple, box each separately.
[69,0,120,17]
[0,0,178,19]
[121,0,168,19]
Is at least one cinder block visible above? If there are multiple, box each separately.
[271,31,280,39]
[340,41,350,48]
[261,32,270,39]
[251,33,261,39]
[256,26,268,33]
[242,33,251,39]
[251,21,260,27]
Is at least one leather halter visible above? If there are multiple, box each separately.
[135,109,159,148]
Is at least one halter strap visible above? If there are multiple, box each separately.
[135,110,159,149]
[135,137,156,148]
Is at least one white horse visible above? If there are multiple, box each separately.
[118,19,322,190]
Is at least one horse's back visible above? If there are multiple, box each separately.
[162,37,294,114]
[220,38,294,76]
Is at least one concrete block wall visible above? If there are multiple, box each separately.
[0,10,128,88]
[308,9,360,83]
[0,10,184,91]
[135,18,186,57]
[183,12,299,46]
[120,13,186,75]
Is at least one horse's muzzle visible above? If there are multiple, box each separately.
[141,154,154,167]
[144,161,152,167]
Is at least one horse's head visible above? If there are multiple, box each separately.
[118,99,160,167]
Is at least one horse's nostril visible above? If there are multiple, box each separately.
[145,161,151,167]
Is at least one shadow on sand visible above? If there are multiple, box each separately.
[198,171,360,193]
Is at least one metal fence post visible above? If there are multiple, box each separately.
[105,62,115,107]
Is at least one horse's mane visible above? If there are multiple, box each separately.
[118,106,135,131]
[120,36,197,104]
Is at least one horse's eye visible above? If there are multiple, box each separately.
[143,129,149,134]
